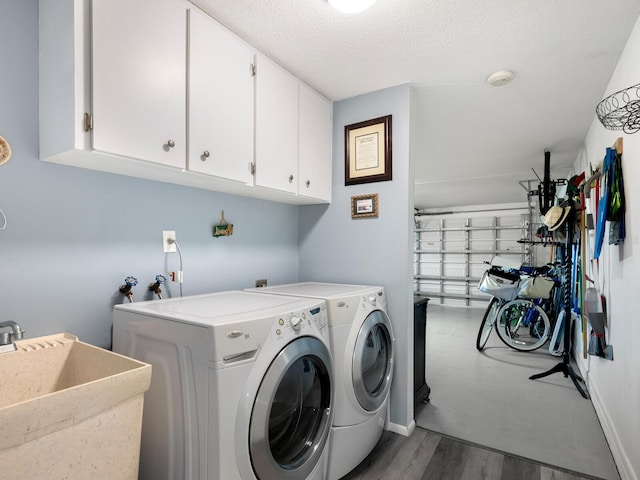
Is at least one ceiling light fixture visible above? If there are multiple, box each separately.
[487,70,514,87]
[328,0,376,14]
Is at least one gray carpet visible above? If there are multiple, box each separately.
[415,304,619,480]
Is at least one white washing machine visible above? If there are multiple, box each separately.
[246,283,394,480]
[112,290,334,480]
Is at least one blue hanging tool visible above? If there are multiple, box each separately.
[593,148,615,259]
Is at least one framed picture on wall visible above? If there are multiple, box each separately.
[344,115,392,186]
[351,193,379,219]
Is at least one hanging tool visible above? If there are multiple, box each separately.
[585,287,606,356]
[580,185,588,358]
[607,139,625,245]
[594,148,615,259]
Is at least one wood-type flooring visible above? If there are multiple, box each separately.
[341,429,595,480]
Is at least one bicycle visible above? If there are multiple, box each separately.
[476,257,521,351]
[476,295,502,350]
[494,297,551,351]
[477,260,559,352]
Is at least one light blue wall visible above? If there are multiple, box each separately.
[299,84,416,431]
[1,0,416,432]
[0,0,299,348]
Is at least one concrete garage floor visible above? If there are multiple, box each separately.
[414,304,619,480]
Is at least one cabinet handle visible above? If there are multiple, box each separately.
[306,180,311,188]
[203,150,210,159]
[289,175,294,183]
[167,140,175,148]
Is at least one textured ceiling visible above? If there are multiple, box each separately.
[190,0,640,208]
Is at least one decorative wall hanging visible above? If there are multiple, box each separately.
[344,115,392,185]
[212,211,233,237]
[595,83,640,134]
[351,193,379,219]
[0,136,12,165]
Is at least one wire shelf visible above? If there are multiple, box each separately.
[596,83,640,134]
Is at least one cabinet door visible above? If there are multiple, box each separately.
[92,0,186,168]
[299,84,332,202]
[188,8,253,183]
[254,54,298,194]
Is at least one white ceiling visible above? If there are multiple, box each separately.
[190,0,640,208]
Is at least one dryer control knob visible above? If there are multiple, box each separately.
[369,295,377,306]
[289,316,302,331]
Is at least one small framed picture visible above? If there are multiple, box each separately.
[345,115,392,186]
[351,193,379,219]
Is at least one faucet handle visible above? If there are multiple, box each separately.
[119,276,138,303]
[149,274,167,300]
[14,326,24,341]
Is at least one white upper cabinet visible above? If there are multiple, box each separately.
[92,0,187,168]
[298,84,332,202]
[254,54,299,194]
[188,8,253,184]
[39,0,332,205]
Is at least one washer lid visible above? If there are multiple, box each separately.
[114,290,321,326]
[249,282,382,299]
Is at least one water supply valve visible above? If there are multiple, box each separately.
[149,274,167,299]
[119,276,138,303]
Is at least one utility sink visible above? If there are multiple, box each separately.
[0,333,151,480]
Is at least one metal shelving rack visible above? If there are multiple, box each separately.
[414,214,531,305]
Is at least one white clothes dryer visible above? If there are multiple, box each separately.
[247,282,394,480]
[112,290,334,480]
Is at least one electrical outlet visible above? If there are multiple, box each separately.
[255,279,267,288]
[162,230,176,253]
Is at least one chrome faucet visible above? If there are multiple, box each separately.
[0,320,25,348]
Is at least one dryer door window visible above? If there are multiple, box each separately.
[353,310,394,411]
[250,337,333,480]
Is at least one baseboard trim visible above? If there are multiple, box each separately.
[386,419,415,437]
[583,367,637,480]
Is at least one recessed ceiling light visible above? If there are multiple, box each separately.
[487,70,514,87]
[328,0,376,14]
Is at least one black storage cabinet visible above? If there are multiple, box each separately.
[414,296,431,405]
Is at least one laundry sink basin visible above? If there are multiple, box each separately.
[0,333,151,479]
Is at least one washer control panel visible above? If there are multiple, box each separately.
[274,305,328,339]
[360,289,385,310]
[275,313,307,336]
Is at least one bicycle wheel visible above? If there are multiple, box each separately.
[495,299,551,351]
[476,297,500,351]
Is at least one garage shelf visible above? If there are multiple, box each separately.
[414,213,531,306]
